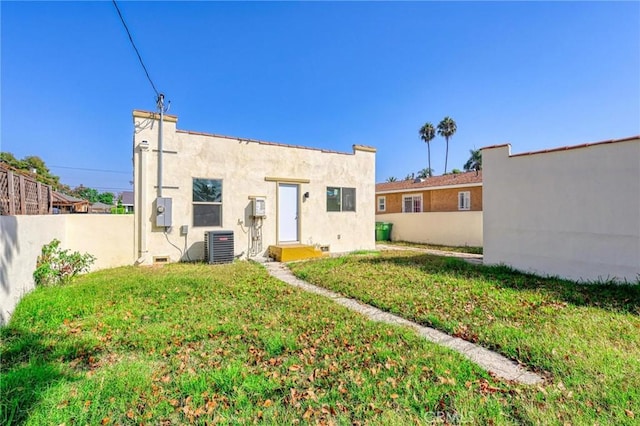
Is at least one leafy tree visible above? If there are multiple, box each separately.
[0,152,26,169]
[463,149,482,172]
[404,172,415,181]
[417,168,435,179]
[0,152,62,188]
[23,156,48,175]
[418,122,436,178]
[386,176,398,182]
[97,192,115,205]
[73,186,100,203]
[437,117,457,174]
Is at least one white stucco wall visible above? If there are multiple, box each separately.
[482,138,640,283]
[380,212,483,247]
[132,111,376,264]
[0,215,135,325]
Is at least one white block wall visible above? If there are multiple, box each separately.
[482,138,640,283]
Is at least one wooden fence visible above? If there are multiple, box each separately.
[0,164,52,215]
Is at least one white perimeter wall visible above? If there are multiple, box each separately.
[0,215,134,325]
[483,139,640,283]
[381,212,483,247]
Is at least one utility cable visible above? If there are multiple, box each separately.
[50,165,130,174]
[112,0,160,97]
[163,230,184,260]
[183,234,192,262]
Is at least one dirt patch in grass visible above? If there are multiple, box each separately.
[386,241,483,255]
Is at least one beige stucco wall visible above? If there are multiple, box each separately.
[0,215,135,325]
[380,212,483,247]
[132,111,376,264]
[64,215,135,270]
[483,138,640,283]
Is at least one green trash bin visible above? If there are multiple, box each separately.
[381,222,393,241]
[375,222,393,241]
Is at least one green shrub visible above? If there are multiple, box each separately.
[33,239,96,287]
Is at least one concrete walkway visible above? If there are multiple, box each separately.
[264,261,543,385]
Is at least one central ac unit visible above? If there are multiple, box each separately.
[204,230,234,264]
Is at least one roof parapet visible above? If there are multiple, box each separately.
[133,109,178,123]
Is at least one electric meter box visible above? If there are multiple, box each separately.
[155,197,172,227]
[253,197,266,217]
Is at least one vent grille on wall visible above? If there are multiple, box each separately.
[204,231,234,264]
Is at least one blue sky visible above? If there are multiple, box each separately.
[2,1,639,193]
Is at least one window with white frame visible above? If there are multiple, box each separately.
[402,194,422,213]
[458,191,471,210]
[193,178,223,226]
[377,196,386,212]
[327,187,356,212]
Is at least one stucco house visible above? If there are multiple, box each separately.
[374,171,483,246]
[132,110,376,264]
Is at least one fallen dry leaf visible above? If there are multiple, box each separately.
[302,407,314,419]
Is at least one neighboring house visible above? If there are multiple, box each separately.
[376,171,482,214]
[374,171,483,247]
[482,136,640,283]
[119,191,134,213]
[132,110,376,264]
[52,191,90,214]
[90,202,113,214]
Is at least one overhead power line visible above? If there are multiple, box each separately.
[112,0,160,97]
[51,165,131,174]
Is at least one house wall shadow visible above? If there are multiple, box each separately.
[359,253,640,314]
[1,326,99,424]
[184,241,205,262]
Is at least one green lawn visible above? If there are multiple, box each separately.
[290,251,640,425]
[4,262,525,425]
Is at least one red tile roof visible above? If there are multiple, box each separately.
[376,171,482,192]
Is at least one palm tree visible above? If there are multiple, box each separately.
[437,117,457,174]
[463,149,482,172]
[418,122,436,178]
[417,168,434,179]
[386,176,398,182]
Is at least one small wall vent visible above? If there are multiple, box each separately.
[204,231,234,264]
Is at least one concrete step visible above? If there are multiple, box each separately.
[268,244,327,262]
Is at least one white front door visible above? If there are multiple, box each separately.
[278,184,299,243]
